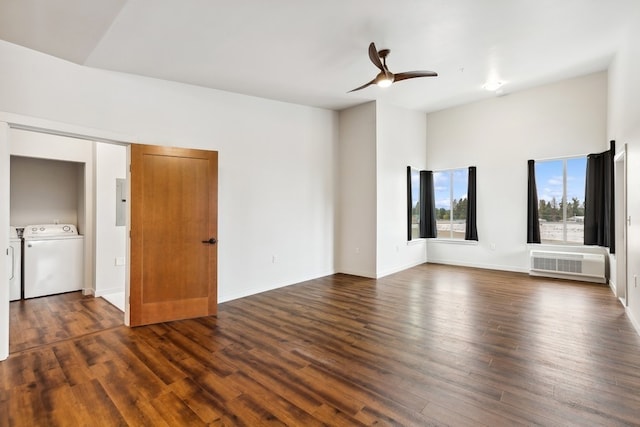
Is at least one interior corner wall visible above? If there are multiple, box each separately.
[337,102,377,277]
[94,142,127,297]
[0,122,9,360]
[426,72,608,272]
[608,7,640,332]
[0,40,338,304]
[376,102,428,277]
[337,101,429,278]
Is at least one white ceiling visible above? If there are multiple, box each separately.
[0,0,637,112]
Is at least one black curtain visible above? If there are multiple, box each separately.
[584,140,615,253]
[420,170,437,238]
[406,167,413,241]
[527,160,541,243]
[465,166,478,241]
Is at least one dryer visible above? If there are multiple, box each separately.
[9,226,21,301]
[23,224,84,299]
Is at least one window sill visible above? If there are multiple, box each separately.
[428,238,478,246]
[526,243,585,249]
[407,238,426,246]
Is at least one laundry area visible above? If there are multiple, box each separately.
[7,129,127,313]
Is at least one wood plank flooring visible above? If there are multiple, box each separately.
[8,292,124,354]
[2,263,640,426]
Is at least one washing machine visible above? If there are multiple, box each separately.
[9,226,22,301]
[23,224,84,299]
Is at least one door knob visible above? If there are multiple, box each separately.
[201,238,217,244]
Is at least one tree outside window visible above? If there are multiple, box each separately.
[535,157,586,244]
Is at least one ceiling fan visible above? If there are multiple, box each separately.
[349,42,438,92]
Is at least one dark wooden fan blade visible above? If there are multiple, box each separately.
[393,71,438,82]
[348,78,376,92]
[368,42,384,71]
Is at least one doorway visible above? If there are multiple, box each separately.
[614,146,627,306]
[2,123,219,360]
[4,128,124,357]
[0,123,121,360]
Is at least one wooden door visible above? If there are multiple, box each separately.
[130,144,218,326]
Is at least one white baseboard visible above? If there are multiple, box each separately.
[426,259,528,274]
[335,268,376,279]
[376,259,427,279]
[219,269,337,303]
[95,287,125,297]
[627,306,640,337]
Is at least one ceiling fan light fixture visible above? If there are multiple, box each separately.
[377,77,393,88]
[375,71,395,88]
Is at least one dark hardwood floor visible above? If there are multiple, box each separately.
[9,291,124,354]
[2,263,640,426]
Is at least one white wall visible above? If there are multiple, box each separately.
[10,156,81,226]
[0,40,337,305]
[426,72,608,272]
[376,102,428,276]
[94,142,127,296]
[337,102,377,277]
[608,5,640,332]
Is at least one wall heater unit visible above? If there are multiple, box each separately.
[529,250,606,283]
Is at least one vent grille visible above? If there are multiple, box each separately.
[532,257,583,273]
[529,250,605,283]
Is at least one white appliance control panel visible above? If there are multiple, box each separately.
[23,224,79,238]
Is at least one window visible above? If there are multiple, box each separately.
[433,168,468,239]
[535,157,587,244]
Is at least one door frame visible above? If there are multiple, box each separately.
[614,145,628,306]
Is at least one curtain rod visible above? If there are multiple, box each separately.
[427,165,476,172]
[532,140,614,162]
[529,153,589,162]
